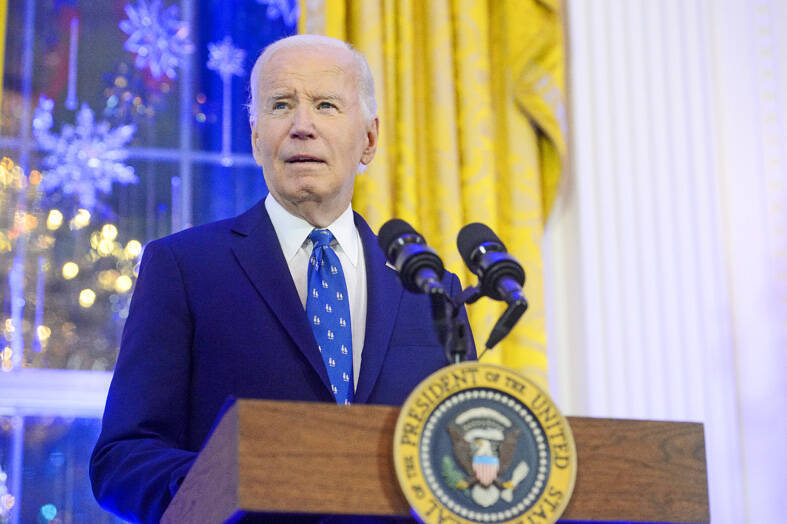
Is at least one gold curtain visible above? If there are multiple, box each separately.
[299,0,565,389]
[0,0,7,118]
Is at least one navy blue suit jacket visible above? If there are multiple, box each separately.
[90,199,474,523]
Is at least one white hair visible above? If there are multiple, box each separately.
[247,34,377,125]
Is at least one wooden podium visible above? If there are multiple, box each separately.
[161,399,709,523]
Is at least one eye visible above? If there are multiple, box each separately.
[317,101,337,110]
[272,101,289,111]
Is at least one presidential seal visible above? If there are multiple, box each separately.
[393,362,576,524]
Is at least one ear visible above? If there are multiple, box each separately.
[360,116,379,166]
[250,122,264,167]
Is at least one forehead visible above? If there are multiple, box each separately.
[258,45,359,95]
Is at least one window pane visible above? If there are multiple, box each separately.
[31,2,182,149]
[1,0,296,372]
[1,1,27,139]
[20,416,122,523]
[191,161,267,226]
[1,160,140,371]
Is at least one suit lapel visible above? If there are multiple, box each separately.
[229,200,332,393]
[353,213,403,403]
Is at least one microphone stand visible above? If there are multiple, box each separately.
[448,285,528,361]
[427,291,473,365]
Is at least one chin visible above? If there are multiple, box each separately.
[285,185,325,204]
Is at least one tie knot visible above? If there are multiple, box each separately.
[309,229,335,249]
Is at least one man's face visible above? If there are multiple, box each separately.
[250,45,378,224]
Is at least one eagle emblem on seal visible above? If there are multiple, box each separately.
[443,407,530,507]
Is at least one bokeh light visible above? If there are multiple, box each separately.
[0,232,10,252]
[125,239,142,258]
[0,493,15,513]
[1,347,12,372]
[70,209,91,230]
[46,209,63,230]
[97,239,114,257]
[98,270,119,290]
[78,289,96,308]
[62,262,79,280]
[115,275,133,293]
[36,325,51,341]
[101,223,118,241]
[40,503,57,520]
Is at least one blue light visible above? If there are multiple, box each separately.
[40,504,57,520]
[48,451,65,467]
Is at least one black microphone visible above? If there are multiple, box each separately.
[378,219,446,296]
[456,222,526,305]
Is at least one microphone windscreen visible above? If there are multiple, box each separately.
[378,218,417,255]
[457,222,504,267]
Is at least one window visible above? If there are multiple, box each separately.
[0,0,297,520]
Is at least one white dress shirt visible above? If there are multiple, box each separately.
[264,194,367,389]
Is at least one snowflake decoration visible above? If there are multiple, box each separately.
[33,96,138,209]
[119,0,194,80]
[207,37,246,79]
[257,0,300,28]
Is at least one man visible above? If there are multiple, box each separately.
[90,35,474,523]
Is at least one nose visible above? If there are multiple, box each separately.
[290,104,316,139]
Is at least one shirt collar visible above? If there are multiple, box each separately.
[265,193,360,267]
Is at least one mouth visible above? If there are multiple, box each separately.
[285,155,326,164]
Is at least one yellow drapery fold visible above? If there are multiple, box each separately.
[0,0,7,119]
[300,0,564,389]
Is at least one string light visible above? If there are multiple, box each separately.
[79,289,96,308]
[125,239,142,258]
[98,270,119,290]
[1,153,139,372]
[36,325,51,341]
[115,275,133,293]
[101,224,118,241]
[70,209,91,230]
[62,262,79,280]
[97,239,115,257]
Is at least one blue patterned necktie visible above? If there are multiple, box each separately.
[306,229,354,404]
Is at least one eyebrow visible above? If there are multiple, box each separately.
[268,92,294,102]
[315,93,344,102]
[265,92,346,104]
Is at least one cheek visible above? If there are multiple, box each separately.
[256,135,279,164]
[255,121,288,157]
[337,132,366,161]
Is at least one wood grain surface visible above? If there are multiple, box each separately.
[237,400,407,515]
[163,399,709,523]
[562,416,709,522]
[162,402,240,524]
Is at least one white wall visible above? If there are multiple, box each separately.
[545,1,787,523]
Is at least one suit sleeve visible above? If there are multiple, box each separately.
[90,239,196,524]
